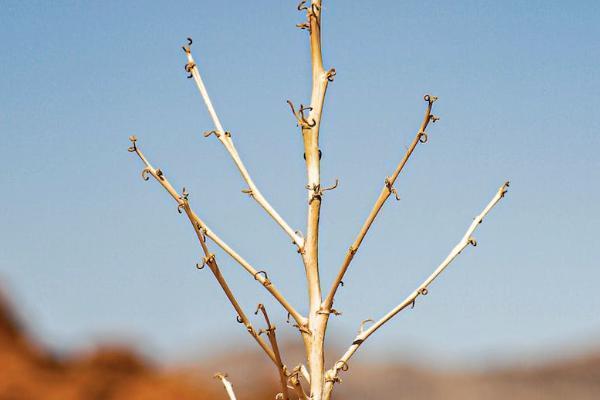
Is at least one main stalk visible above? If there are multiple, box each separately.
[300,1,332,398]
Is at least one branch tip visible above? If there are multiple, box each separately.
[501,181,510,197]
[127,135,138,152]
[181,37,192,54]
[214,372,237,400]
[424,94,438,104]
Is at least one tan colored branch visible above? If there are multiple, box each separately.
[183,203,277,364]
[214,373,237,400]
[195,210,306,327]
[256,304,291,400]
[325,181,510,388]
[296,1,334,398]
[288,365,310,400]
[323,95,439,312]
[299,364,311,385]
[182,41,304,251]
[128,137,306,329]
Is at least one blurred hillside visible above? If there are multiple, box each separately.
[1,290,599,399]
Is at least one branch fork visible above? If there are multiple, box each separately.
[129,4,509,399]
[128,137,306,330]
[182,38,305,251]
[324,182,510,390]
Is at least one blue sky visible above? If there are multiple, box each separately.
[1,1,599,367]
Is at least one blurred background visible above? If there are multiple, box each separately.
[1,0,599,398]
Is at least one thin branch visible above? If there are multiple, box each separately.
[326,181,510,385]
[214,373,238,400]
[182,41,305,250]
[299,364,311,385]
[128,136,306,328]
[190,208,306,328]
[288,365,310,400]
[323,94,439,311]
[183,201,278,365]
[256,303,291,400]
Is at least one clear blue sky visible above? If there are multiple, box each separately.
[1,1,598,367]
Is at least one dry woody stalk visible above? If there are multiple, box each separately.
[128,2,509,399]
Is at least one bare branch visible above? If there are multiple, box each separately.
[323,94,439,311]
[128,4,511,400]
[214,373,238,400]
[288,365,310,400]
[182,42,305,250]
[127,140,280,368]
[296,0,336,395]
[190,208,307,328]
[183,202,278,365]
[326,181,510,386]
[256,304,291,400]
[128,137,306,328]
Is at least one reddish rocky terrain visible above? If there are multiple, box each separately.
[1,290,599,399]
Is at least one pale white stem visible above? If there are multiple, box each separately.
[326,181,510,385]
[298,2,333,398]
[214,373,237,400]
[128,138,306,328]
[185,50,305,250]
[300,364,311,384]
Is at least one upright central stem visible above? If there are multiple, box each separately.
[302,1,331,398]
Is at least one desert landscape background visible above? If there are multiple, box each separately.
[2,287,599,400]
[2,1,599,399]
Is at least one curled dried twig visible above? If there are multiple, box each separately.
[306,178,339,203]
[287,100,317,130]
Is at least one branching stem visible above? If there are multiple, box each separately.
[183,49,305,250]
[128,138,306,329]
[129,4,510,399]
[324,181,510,390]
[298,1,333,398]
